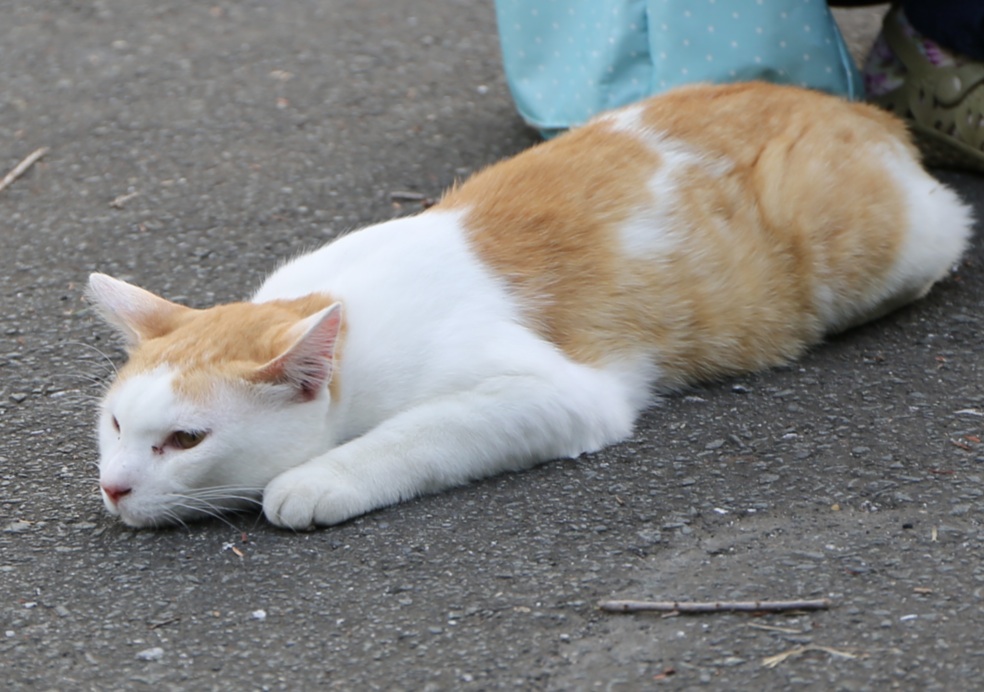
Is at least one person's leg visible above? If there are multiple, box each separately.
[495,0,862,137]
[903,0,984,61]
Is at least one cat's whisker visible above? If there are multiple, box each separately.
[189,488,264,505]
[65,391,109,404]
[169,500,231,526]
[189,483,265,493]
[49,374,112,408]
[50,370,110,384]
[64,340,121,379]
[161,508,191,532]
[65,393,107,404]
[247,509,267,531]
[168,494,257,532]
[187,485,265,500]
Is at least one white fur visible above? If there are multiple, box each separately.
[254,211,641,528]
[100,211,644,528]
[99,367,334,526]
[598,105,734,259]
[880,143,973,298]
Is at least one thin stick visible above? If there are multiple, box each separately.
[148,616,181,630]
[598,598,832,614]
[109,190,140,209]
[0,147,49,194]
[390,190,427,202]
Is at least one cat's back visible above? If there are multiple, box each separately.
[439,82,971,386]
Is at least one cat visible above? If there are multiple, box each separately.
[88,82,973,530]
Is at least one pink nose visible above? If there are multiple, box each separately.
[101,484,132,504]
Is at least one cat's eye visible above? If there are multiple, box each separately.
[111,416,120,433]
[167,430,208,450]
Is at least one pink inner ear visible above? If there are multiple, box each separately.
[258,304,342,399]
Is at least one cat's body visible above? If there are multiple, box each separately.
[90,83,972,529]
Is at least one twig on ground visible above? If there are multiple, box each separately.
[109,190,140,208]
[390,190,427,202]
[0,147,49,195]
[762,645,860,669]
[598,598,832,614]
[390,190,436,208]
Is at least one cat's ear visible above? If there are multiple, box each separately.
[87,273,191,346]
[255,304,343,400]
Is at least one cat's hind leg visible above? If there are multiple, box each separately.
[262,367,643,529]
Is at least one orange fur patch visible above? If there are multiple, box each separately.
[119,294,343,400]
[441,82,910,386]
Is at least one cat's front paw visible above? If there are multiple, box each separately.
[262,464,368,530]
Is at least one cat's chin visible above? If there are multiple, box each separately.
[109,503,181,529]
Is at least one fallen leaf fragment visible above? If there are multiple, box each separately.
[652,666,676,681]
[762,645,860,669]
[747,623,804,634]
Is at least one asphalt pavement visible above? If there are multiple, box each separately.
[1,2,983,690]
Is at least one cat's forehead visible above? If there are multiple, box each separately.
[106,366,193,428]
[118,298,329,398]
[122,304,270,366]
[111,366,175,412]
[107,365,238,430]
[157,303,289,357]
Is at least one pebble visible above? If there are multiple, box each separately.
[135,647,164,661]
[3,520,31,533]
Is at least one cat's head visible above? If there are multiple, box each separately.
[87,273,343,528]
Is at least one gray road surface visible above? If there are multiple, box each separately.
[2,2,983,690]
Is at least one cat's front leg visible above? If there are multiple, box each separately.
[262,461,367,530]
[262,372,638,529]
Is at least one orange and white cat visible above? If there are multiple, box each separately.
[89,83,972,530]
